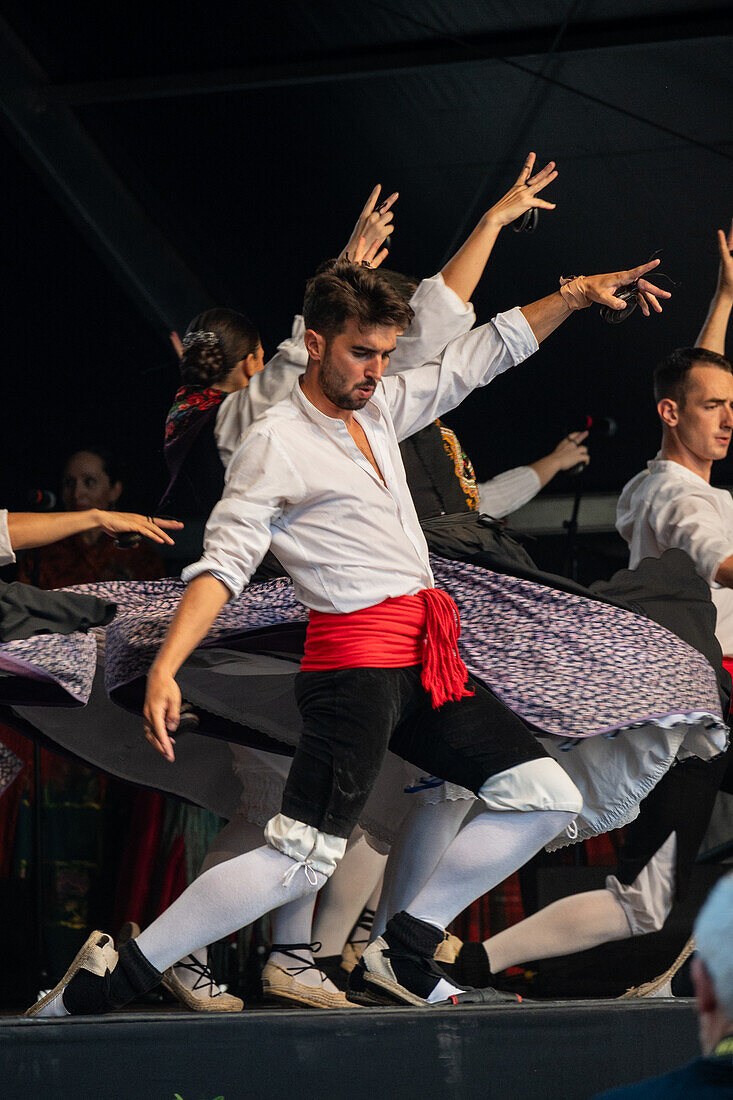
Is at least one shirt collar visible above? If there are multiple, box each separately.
[291,378,383,427]
[647,453,714,489]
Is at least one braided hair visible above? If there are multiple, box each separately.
[180,308,260,388]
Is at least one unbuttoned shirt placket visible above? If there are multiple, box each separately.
[311,402,430,572]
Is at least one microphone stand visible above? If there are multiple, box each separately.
[562,469,586,582]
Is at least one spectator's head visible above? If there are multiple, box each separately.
[654,347,733,466]
[61,447,123,513]
[691,872,733,1054]
[181,309,263,390]
[302,259,414,411]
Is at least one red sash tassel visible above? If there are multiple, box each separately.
[302,587,473,710]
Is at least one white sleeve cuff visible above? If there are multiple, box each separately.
[425,272,476,321]
[0,510,16,567]
[180,561,242,600]
[492,306,539,364]
[478,466,541,518]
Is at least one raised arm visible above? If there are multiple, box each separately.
[696,221,733,354]
[216,188,398,466]
[521,258,670,342]
[384,259,671,441]
[441,152,557,304]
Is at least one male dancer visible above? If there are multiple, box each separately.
[28,250,669,1015]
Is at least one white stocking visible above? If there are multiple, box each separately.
[374,798,472,937]
[198,814,265,874]
[269,892,340,992]
[312,834,387,955]
[484,888,632,973]
[408,808,575,930]
[135,845,325,975]
[168,814,267,991]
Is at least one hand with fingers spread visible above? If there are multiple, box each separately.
[96,512,183,546]
[560,259,672,315]
[340,184,398,268]
[484,151,558,230]
[143,665,181,762]
[441,152,557,303]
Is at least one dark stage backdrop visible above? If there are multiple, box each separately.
[1,2,731,513]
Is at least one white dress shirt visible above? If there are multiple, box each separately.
[617,454,733,654]
[478,466,541,518]
[183,307,538,611]
[214,272,475,467]
[0,510,15,567]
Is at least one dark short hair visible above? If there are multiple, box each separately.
[654,346,733,406]
[181,308,260,388]
[303,259,414,339]
[376,268,420,303]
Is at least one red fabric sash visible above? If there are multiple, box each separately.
[302,588,473,709]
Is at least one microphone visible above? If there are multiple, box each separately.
[27,489,57,511]
[566,415,617,477]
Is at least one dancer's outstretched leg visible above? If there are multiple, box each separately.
[163,813,265,1009]
[337,874,384,975]
[485,889,630,973]
[29,845,326,1017]
[356,755,582,1007]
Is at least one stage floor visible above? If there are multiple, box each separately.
[2,998,699,1099]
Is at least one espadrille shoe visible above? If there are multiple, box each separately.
[358,913,521,1008]
[263,944,359,1009]
[25,930,119,1017]
[619,936,695,999]
[162,958,243,1013]
[120,922,242,1012]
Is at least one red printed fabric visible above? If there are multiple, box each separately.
[164,384,227,443]
[302,588,472,709]
[723,657,733,716]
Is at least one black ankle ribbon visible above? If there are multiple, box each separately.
[270,942,330,981]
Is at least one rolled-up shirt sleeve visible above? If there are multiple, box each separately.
[388,273,475,375]
[182,428,306,598]
[478,466,541,518]
[383,307,538,442]
[650,490,733,585]
[0,510,15,566]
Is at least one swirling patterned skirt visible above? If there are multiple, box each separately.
[1,557,728,847]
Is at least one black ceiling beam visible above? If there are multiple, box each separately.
[0,17,212,334]
[39,9,733,106]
